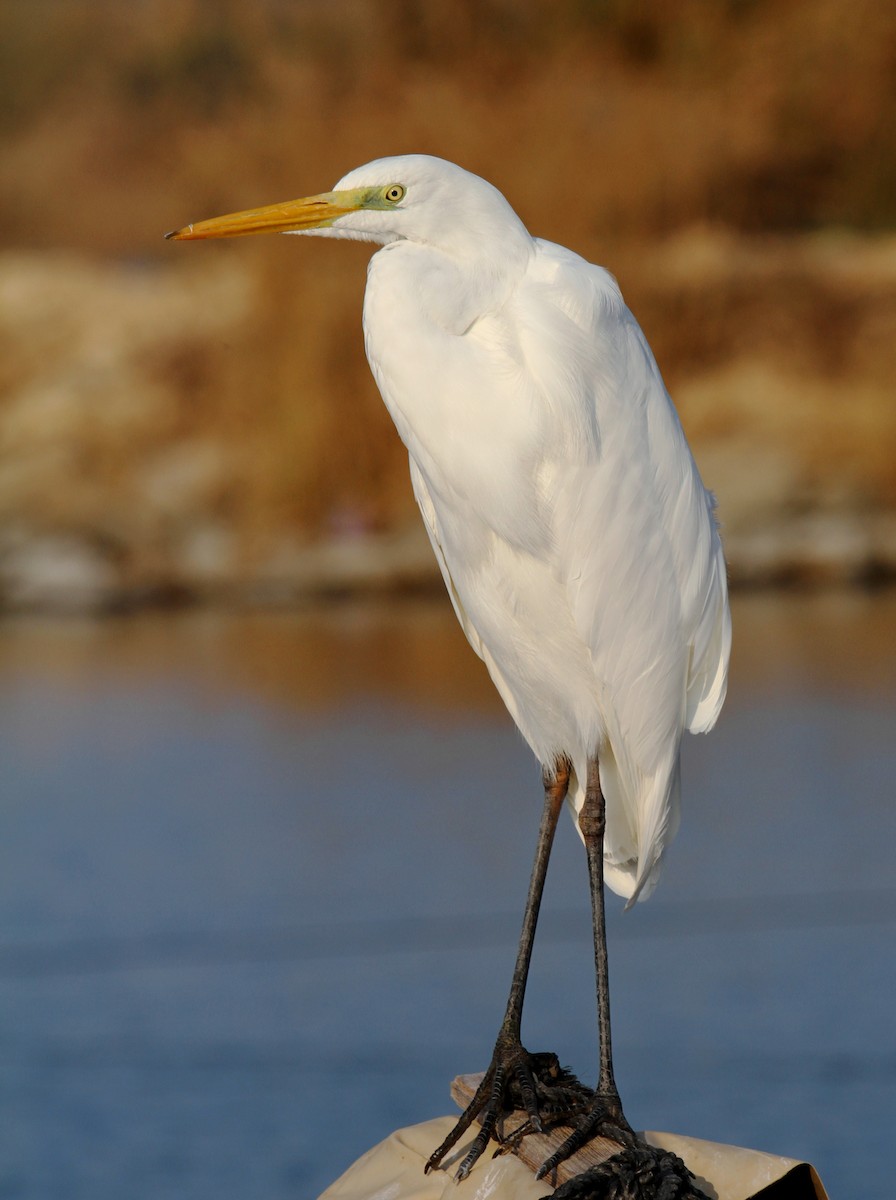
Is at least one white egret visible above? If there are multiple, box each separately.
[167,155,730,1198]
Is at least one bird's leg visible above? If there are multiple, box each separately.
[537,758,708,1200]
[538,757,633,1183]
[425,758,570,1180]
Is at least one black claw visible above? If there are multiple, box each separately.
[426,1065,497,1173]
[457,1091,502,1179]
[538,1128,587,1179]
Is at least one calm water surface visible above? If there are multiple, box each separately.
[1,591,894,1199]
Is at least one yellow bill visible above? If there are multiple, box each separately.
[165,188,370,241]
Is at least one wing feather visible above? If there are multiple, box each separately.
[519,243,730,899]
[367,233,730,905]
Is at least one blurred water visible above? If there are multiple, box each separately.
[0,591,894,1199]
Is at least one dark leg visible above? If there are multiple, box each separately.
[539,757,633,1179]
[426,758,570,1179]
[538,758,707,1199]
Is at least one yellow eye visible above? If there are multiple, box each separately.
[384,184,405,203]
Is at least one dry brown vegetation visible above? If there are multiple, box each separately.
[1,0,895,607]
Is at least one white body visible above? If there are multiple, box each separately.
[327,156,730,903]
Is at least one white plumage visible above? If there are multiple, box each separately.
[343,155,730,904]
[167,154,732,1186]
[169,152,730,905]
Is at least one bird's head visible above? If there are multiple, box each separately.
[165,154,531,265]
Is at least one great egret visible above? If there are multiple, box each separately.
[167,155,730,1198]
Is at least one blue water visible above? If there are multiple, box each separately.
[1,592,894,1198]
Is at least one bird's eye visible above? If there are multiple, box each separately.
[384,184,405,203]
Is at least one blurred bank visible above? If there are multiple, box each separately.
[1,0,895,609]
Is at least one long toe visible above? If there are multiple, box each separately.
[537,1095,636,1181]
[427,1042,576,1178]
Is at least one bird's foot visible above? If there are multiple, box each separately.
[426,1040,581,1180]
[537,1089,636,1178]
[494,1052,595,1152]
[536,1096,709,1200]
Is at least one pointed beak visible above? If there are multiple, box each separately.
[164,189,366,241]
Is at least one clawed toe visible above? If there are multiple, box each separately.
[536,1092,635,1181]
[431,1063,709,1200]
[426,1040,540,1179]
[426,1044,588,1179]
